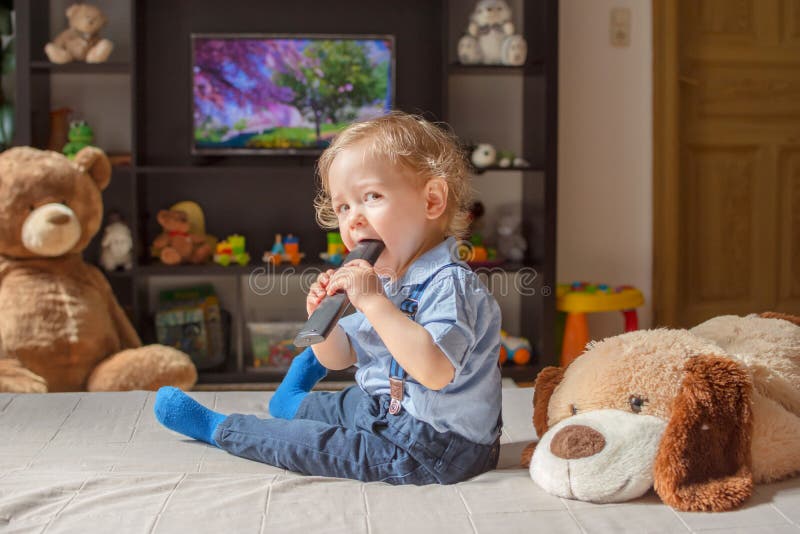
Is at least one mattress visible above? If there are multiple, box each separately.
[1,388,799,533]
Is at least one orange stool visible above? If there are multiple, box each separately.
[557,282,644,367]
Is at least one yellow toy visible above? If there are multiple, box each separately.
[213,234,250,266]
[557,282,644,367]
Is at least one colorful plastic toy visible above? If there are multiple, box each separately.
[557,282,645,367]
[499,330,532,365]
[461,201,498,265]
[465,234,497,263]
[262,233,305,266]
[213,234,250,266]
[319,232,347,266]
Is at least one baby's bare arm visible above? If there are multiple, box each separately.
[311,325,356,370]
[361,297,455,390]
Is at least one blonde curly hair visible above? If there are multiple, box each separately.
[314,111,473,238]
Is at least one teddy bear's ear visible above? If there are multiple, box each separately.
[521,366,564,467]
[653,354,753,512]
[66,4,79,19]
[73,146,112,191]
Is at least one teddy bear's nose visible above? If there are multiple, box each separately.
[48,213,71,225]
[550,424,606,459]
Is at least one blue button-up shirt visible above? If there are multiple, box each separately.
[337,237,502,445]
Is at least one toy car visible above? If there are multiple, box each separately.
[499,330,532,365]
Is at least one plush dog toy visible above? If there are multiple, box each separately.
[522,312,800,512]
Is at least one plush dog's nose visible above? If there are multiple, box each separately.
[550,424,606,459]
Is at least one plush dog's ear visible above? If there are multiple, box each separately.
[521,366,564,467]
[759,311,800,327]
[653,354,753,512]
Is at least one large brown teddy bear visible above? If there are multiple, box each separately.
[0,147,197,393]
[522,312,800,512]
[44,3,114,64]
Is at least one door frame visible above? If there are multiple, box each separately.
[652,0,681,327]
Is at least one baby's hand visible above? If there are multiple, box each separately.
[306,269,336,317]
[326,259,384,312]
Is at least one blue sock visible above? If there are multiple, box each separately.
[154,386,226,446]
[269,347,328,419]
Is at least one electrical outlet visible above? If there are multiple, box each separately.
[610,7,631,47]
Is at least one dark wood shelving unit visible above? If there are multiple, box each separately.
[447,59,544,77]
[136,165,315,174]
[30,60,132,73]
[471,164,542,174]
[13,0,557,384]
[135,261,331,276]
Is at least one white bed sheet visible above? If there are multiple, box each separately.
[1,388,799,533]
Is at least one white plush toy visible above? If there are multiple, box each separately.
[100,219,133,271]
[471,143,496,168]
[458,0,528,66]
[495,213,527,262]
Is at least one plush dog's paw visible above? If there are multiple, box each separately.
[520,441,536,467]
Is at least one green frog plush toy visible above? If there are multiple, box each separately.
[63,120,95,159]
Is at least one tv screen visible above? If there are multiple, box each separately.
[191,33,395,155]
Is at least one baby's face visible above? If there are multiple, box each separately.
[328,142,433,278]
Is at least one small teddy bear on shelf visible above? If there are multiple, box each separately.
[458,0,528,66]
[45,3,114,64]
[151,209,212,265]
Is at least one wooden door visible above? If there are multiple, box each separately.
[654,0,800,327]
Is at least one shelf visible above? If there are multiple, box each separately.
[134,261,332,277]
[103,269,134,279]
[15,0,559,375]
[471,164,543,175]
[31,61,131,74]
[137,156,320,174]
[132,261,539,277]
[448,59,544,76]
[476,261,541,272]
[137,165,278,175]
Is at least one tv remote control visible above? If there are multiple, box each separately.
[293,239,385,347]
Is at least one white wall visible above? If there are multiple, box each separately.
[558,0,653,339]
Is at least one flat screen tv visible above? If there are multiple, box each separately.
[191,33,395,155]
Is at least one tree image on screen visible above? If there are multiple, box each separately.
[192,37,393,152]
